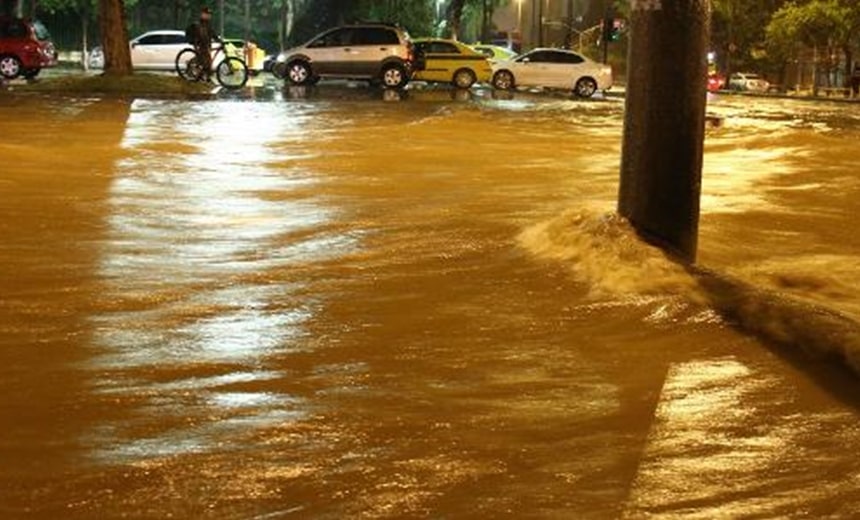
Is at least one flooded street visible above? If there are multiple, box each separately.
[1,87,859,518]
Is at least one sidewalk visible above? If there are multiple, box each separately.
[606,83,860,102]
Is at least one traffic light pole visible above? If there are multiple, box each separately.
[601,5,613,64]
[617,0,710,263]
[602,35,609,64]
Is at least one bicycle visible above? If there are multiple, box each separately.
[175,38,248,89]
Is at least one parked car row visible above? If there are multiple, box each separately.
[1,15,772,99]
[272,22,613,97]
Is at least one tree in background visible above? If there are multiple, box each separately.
[440,0,509,42]
[711,0,788,77]
[98,0,131,74]
[287,0,434,45]
[38,0,132,74]
[766,0,859,90]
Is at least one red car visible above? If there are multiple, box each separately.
[707,72,725,92]
[0,16,58,80]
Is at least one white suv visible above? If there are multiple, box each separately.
[275,23,421,89]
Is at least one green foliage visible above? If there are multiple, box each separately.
[766,0,846,49]
[289,0,435,44]
[765,0,857,65]
[711,0,789,73]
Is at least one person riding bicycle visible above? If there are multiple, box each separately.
[187,7,216,80]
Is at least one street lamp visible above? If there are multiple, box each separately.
[517,0,523,32]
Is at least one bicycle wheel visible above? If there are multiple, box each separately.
[215,56,248,89]
[175,48,204,81]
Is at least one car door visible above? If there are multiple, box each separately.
[547,50,587,89]
[159,32,191,69]
[353,27,400,78]
[415,40,461,83]
[537,50,577,89]
[130,33,157,68]
[513,50,551,87]
[305,27,355,77]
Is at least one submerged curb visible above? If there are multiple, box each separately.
[691,266,860,378]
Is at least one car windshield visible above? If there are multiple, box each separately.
[33,20,50,41]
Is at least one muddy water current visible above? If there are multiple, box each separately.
[1,89,859,518]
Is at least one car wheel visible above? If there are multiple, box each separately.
[0,55,22,79]
[574,77,598,98]
[271,61,287,79]
[492,70,514,90]
[380,63,408,89]
[287,60,313,85]
[452,68,476,89]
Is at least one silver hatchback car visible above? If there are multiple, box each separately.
[275,23,421,89]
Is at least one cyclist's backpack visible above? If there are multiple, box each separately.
[185,22,199,44]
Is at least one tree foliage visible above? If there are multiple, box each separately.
[765,0,859,83]
[22,0,859,82]
[710,0,788,74]
[767,0,846,51]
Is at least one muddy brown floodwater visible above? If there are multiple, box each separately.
[1,88,859,518]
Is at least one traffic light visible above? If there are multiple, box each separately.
[601,3,624,47]
[609,19,623,41]
[602,18,623,42]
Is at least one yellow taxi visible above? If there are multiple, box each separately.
[412,38,492,89]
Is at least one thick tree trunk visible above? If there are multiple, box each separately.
[618,0,710,263]
[446,0,465,40]
[99,0,132,75]
[81,10,89,71]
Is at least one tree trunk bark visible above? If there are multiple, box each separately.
[244,0,250,42]
[81,7,89,71]
[618,0,710,263]
[447,0,465,40]
[99,0,132,76]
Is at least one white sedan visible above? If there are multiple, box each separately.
[89,31,266,73]
[491,48,612,98]
[728,72,770,92]
[89,30,190,70]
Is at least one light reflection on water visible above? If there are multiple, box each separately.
[87,100,349,462]
[628,357,860,518]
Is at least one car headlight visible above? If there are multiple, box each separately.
[276,54,287,63]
